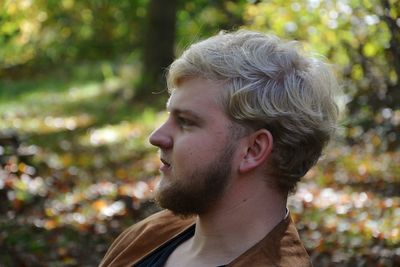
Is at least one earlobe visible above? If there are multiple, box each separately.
[239,129,273,174]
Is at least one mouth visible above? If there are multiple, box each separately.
[158,151,171,172]
[159,156,172,173]
[160,158,171,167]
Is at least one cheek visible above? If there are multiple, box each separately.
[173,136,216,163]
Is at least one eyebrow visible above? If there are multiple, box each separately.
[168,107,204,123]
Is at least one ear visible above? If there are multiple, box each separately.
[239,129,273,174]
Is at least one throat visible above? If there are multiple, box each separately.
[165,233,231,267]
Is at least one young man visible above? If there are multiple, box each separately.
[100,30,339,267]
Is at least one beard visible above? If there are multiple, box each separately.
[155,143,236,217]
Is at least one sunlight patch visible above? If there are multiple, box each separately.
[82,121,144,146]
[0,114,93,134]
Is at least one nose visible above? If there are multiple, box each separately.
[149,122,173,149]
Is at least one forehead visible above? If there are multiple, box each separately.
[167,78,226,115]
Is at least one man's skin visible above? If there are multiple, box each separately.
[149,77,287,267]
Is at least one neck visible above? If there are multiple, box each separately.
[188,175,287,263]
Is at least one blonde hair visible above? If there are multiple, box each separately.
[167,30,339,193]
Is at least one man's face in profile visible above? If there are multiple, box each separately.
[149,78,239,216]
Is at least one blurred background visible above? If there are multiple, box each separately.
[0,0,399,266]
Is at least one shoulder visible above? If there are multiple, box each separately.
[100,210,195,267]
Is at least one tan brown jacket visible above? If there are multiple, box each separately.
[100,210,312,267]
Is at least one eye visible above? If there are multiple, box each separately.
[176,116,193,128]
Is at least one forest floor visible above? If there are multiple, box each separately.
[0,67,399,266]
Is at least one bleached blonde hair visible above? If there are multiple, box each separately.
[167,30,339,193]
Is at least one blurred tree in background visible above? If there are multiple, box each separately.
[137,0,178,100]
[0,0,399,266]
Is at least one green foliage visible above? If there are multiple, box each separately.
[242,0,399,152]
[0,0,147,70]
[175,0,247,52]
[2,0,398,150]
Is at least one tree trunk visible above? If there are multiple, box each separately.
[135,0,178,101]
